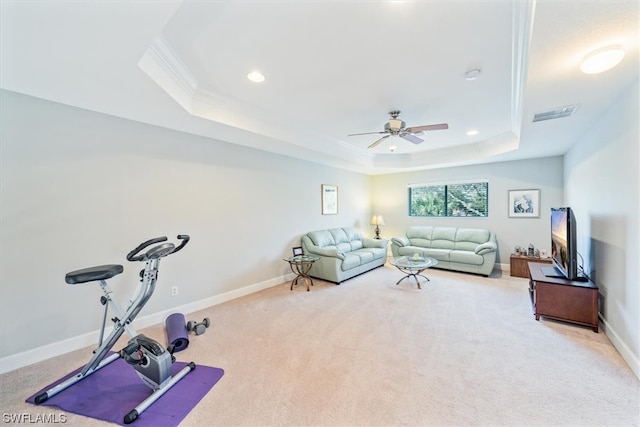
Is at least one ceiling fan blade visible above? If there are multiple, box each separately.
[407,123,449,133]
[368,135,390,149]
[400,133,423,144]
[348,131,386,136]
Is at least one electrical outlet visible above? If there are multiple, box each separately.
[171,286,178,296]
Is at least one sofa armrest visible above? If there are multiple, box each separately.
[362,238,386,248]
[301,236,346,260]
[312,247,345,260]
[474,241,497,255]
[391,236,410,247]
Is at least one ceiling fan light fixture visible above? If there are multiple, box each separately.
[247,71,265,83]
[580,45,625,74]
[388,119,404,132]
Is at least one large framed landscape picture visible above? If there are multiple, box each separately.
[508,189,540,218]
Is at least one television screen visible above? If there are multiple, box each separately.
[550,207,578,280]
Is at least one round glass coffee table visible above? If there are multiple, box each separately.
[390,256,438,289]
[283,255,320,291]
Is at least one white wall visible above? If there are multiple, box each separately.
[371,157,565,267]
[564,81,639,378]
[0,90,372,369]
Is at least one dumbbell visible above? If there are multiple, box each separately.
[186,318,210,335]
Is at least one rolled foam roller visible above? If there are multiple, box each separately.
[166,313,189,352]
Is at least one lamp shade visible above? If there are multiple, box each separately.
[371,215,385,226]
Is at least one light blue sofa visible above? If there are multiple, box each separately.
[391,226,497,276]
[301,227,388,284]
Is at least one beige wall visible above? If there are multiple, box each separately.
[564,81,639,378]
[0,90,372,367]
[371,157,565,266]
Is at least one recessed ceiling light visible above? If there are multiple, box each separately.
[466,129,479,136]
[389,145,397,152]
[247,71,265,83]
[464,69,481,81]
[580,45,625,74]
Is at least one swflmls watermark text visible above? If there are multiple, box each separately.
[3,413,67,424]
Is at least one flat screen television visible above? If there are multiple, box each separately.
[548,207,579,280]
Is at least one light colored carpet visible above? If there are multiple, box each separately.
[2,264,638,426]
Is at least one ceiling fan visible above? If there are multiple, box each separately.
[348,110,448,149]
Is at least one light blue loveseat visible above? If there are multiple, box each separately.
[301,227,388,284]
[391,226,497,276]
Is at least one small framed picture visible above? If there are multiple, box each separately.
[508,189,540,218]
[322,184,338,215]
[292,246,303,256]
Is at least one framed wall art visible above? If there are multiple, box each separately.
[322,184,338,215]
[508,189,540,218]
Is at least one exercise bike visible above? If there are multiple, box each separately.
[35,235,193,424]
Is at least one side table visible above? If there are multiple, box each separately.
[283,255,320,291]
[510,255,551,278]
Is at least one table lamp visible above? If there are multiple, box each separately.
[371,214,385,239]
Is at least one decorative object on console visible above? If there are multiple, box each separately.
[321,184,338,215]
[371,214,385,239]
[528,243,534,256]
[508,189,540,218]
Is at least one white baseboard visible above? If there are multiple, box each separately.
[496,262,509,274]
[599,314,640,380]
[0,273,294,374]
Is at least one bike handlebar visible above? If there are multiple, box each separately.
[126,235,190,262]
[172,235,190,254]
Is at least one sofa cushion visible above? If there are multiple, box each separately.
[454,228,491,251]
[353,250,374,264]
[424,248,451,262]
[430,227,457,249]
[330,228,350,244]
[450,250,484,265]
[359,247,387,260]
[407,226,434,248]
[350,240,363,251]
[335,242,350,253]
[308,230,335,247]
[343,227,362,242]
[397,246,426,257]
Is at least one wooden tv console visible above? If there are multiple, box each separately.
[528,262,599,332]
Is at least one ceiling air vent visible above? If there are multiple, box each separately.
[533,105,577,122]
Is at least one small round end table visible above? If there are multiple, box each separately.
[283,255,320,291]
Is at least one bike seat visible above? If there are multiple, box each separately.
[65,264,124,284]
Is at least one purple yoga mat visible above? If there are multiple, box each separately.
[166,313,189,352]
[26,354,224,426]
